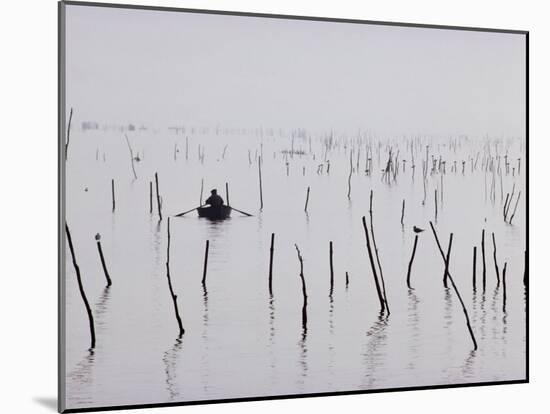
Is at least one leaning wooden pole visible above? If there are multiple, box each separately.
[95,234,112,287]
[258,156,264,210]
[65,223,96,349]
[429,222,477,350]
[165,218,184,337]
[124,134,138,180]
[155,172,162,221]
[65,107,73,160]
[492,232,500,286]
[268,233,275,296]
[304,186,310,213]
[362,216,385,313]
[406,234,419,289]
[369,191,390,314]
[443,233,453,288]
[509,191,522,224]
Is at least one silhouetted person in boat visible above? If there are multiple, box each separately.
[205,189,224,210]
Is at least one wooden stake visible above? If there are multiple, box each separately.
[509,191,522,224]
[65,223,95,349]
[258,156,264,210]
[269,233,275,296]
[202,240,210,286]
[347,151,352,199]
[502,262,507,313]
[523,250,529,287]
[166,218,184,337]
[428,222,477,350]
[304,186,310,213]
[155,172,162,221]
[503,193,510,220]
[481,229,486,292]
[149,181,153,214]
[329,241,334,297]
[443,233,453,288]
[492,232,500,286]
[345,271,349,288]
[369,191,390,314]
[65,107,73,160]
[294,244,308,332]
[111,179,115,212]
[406,234,419,289]
[362,216,385,313]
[225,182,230,206]
[200,178,204,206]
[124,134,138,180]
[95,234,112,287]
[401,199,405,226]
[185,136,189,160]
[472,246,477,292]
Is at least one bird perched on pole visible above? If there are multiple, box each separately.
[413,226,425,233]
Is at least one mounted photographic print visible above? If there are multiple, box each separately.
[58,1,528,412]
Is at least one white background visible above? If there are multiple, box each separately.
[0,0,545,413]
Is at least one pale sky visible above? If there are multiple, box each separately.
[65,4,526,137]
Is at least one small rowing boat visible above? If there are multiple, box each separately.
[197,205,232,220]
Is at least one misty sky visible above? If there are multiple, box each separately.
[65,4,526,137]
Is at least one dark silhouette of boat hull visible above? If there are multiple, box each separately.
[197,205,232,220]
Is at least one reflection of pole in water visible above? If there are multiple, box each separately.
[460,350,478,380]
[93,286,112,331]
[443,288,453,361]
[162,337,183,401]
[406,289,420,371]
[361,312,388,389]
[268,295,277,386]
[297,322,308,388]
[67,348,96,403]
[200,283,211,394]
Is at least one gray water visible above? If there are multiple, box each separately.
[64,128,526,410]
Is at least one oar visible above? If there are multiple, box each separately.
[174,205,204,217]
[229,206,253,217]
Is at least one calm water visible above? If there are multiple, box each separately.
[64,128,526,409]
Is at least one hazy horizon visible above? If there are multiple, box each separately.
[65,5,526,138]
